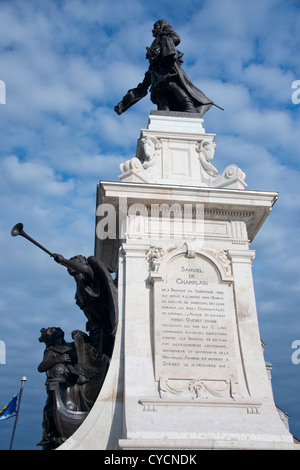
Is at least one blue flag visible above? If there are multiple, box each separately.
[0,394,18,421]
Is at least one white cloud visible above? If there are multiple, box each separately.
[0,156,74,196]
[243,64,295,103]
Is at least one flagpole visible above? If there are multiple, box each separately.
[9,377,27,450]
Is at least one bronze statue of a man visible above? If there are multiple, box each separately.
[115,20,222,116]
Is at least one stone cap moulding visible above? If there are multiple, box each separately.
[96,180,278,244]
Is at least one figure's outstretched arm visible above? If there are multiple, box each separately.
[52,253,94,280]
[114,71,151,115]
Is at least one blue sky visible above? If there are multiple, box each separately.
[0,0,300,450]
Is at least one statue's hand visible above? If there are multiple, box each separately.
[52,253,65,264]
[114,104,123,115]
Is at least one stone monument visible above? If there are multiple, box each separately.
[58,21,298,450]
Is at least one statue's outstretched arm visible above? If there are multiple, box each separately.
[52,253,94,280]
[114,71,151,115]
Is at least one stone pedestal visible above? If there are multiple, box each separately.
[119,111,246,189]
[59,113,298,450]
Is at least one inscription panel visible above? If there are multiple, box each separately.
[153,254,237,381]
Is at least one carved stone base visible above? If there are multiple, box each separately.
[119,112,246,189]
